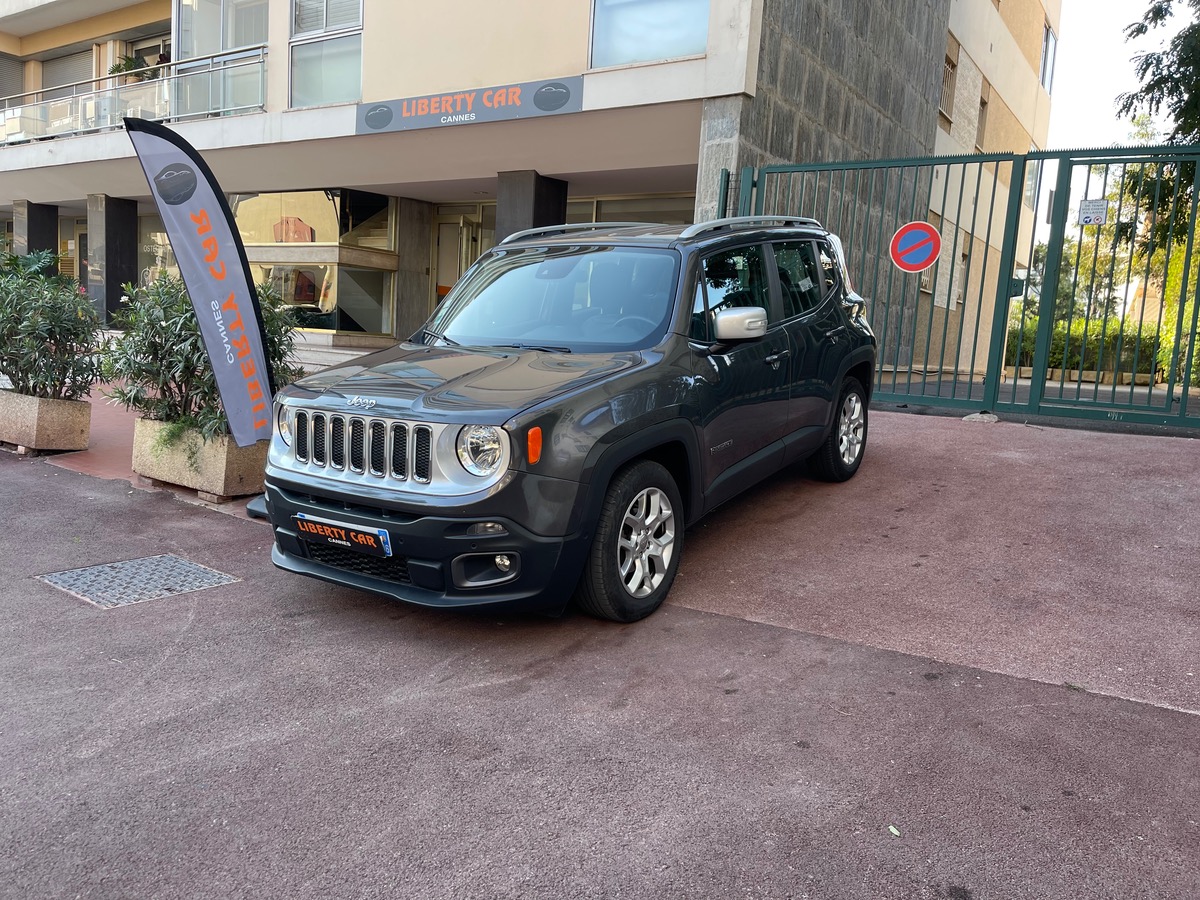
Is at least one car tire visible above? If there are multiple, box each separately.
[574,460,684,623]
[810,375,868,482]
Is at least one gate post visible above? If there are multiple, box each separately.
[983,155,1027,411]
[737,167,756,217]
[1026,158,1076,411]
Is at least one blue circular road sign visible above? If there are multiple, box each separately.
[889,221,942,273]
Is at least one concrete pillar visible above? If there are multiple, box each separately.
[86,194,138,323]
[12,200,59,259]
[495,170,568,242]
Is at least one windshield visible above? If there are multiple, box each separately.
[424,245,680,352]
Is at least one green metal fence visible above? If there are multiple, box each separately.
[731,146,1200,428]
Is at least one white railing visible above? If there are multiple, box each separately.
[0,46,267,146]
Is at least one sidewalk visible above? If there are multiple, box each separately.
[43,387,265,523]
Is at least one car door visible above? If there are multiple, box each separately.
[689,242,792,504]
[769,238,848,459]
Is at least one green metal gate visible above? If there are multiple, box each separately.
[728,146,1200,429]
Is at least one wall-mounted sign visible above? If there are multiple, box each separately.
[1079,198,1109,226]
[355,76,584,135]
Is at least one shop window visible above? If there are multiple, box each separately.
[592,0,710,69]
[291,0,362,107]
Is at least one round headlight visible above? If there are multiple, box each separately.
[456,425,504,477]
[276,405,292,446]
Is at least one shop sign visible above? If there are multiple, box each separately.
[356,76,583,134]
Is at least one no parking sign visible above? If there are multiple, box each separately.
[889,221,941,273]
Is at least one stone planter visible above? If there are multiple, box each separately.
[0,389,91,452]
[132,417,266,502]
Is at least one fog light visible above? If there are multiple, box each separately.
[495,554,512,573]
[468,522,508,536]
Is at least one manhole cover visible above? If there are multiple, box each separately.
[38,554,238,609]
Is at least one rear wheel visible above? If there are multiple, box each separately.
[810,376,867,482]
[574,460,683,622]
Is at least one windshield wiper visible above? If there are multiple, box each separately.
[502,343,573,353]
[423,328,460,347]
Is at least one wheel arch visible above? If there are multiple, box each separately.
[577,419,703,534]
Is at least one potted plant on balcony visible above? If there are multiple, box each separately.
[0,250,102,453]
[103,275,304,501]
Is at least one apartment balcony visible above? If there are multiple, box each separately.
[0,47,267,147]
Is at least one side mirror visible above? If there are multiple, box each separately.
[841,291,867,318]
[714,307,768,341]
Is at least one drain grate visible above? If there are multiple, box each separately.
[38,554,238,609]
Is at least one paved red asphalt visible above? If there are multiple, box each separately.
[2,408,1197,899]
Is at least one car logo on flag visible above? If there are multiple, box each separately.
[153,164,198,206]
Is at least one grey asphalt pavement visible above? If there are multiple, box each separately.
[2,410,1197,900]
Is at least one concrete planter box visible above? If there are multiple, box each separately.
[0,390,91,452]
[132,417,266,501]
[1118,372,1158,386]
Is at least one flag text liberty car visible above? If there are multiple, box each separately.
[263,217,876,622]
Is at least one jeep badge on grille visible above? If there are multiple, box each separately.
[347,396,376,410]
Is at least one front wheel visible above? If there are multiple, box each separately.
[810,376,868,482]
[574,460,684,622]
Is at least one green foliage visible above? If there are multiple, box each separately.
[103,275,304,441]
[0,251,102,401]
[1006,318,1163,376]
[108,54,156,81]
[1118,1,1200,143]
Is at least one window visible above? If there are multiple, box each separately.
[1040,23,1057,93]
[592,0,711,69]
[815,243,841,297]
[939,34,959,130]
[291,0,362,107]
[1022,151,1041,210]
[977,79,990,151]
[691,244,769,341]
[771,242,825,318]
[177,0,267,59]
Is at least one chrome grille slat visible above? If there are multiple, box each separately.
[391,423,408,480]
[330,417,346,469]
[312,414,327,464]
[414,426,432,483]
[368,422,385,475]
[287,412,444,485]
[295,411,309,461]
[349,419,365,473]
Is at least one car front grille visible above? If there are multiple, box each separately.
[305,542,412,583]
[294,411,433,484]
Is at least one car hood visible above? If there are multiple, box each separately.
[285,342,642,423]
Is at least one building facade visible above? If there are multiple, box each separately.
[0,0,1057,359]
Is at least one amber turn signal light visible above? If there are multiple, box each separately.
[527,426,543,465]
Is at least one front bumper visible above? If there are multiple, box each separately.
[264,479,590,614]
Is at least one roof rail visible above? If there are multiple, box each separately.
[498,222,658,245]
[679,215,824,239]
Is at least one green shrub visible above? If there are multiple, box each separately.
[1005,319,1038,366]
[104,275,304,441]
[1007,316,1163,376]
[0,250,102,401]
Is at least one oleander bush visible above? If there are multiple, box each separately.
[0,250,102,401]
[103,275,304,441]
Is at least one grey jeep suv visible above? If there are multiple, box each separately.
[263,216,876,622]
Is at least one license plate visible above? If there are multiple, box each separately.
[293,513,392,558]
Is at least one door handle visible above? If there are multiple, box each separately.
[765,349,791,368]
[825,325,847,338]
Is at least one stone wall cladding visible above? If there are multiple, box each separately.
[746,0,951,167]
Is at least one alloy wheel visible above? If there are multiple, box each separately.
[617,487,676,599]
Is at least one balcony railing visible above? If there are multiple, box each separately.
[0,46,267,147]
